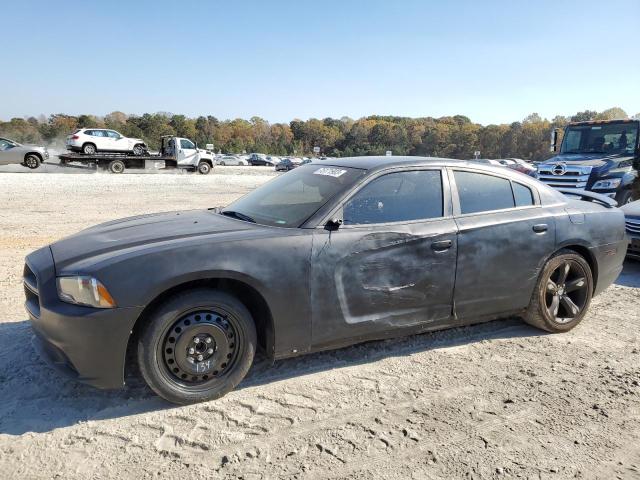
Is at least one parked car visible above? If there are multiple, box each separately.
[472,158,503,166]
[275,158,296,171]
[66,128,147,156]
[0,137,48,169]
[621,199,640,260]
[498,158,537,176]
[248,153,269,166]
[25,157,626,404]
[217,155,248,166]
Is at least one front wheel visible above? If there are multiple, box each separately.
[524,250,593,333]
[197,161,212,175]
[137,289,257,404]
[132,144,146,156]
[24,154,41,169]
[615,189,634,206]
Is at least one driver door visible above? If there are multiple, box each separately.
[310,168,458,349]
[177,138,198,165]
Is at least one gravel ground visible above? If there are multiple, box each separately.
[0,169,639,480]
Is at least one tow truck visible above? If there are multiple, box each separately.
[537,119,639,205]
[58,136,215,174]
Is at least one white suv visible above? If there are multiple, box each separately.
[66,128,147,155]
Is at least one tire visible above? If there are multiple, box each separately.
[137,289,257,404]
[615,189,633,206]
[197,161,212,175]
[524,249,593,333]
[82,143,97,155]
[132,144,146,156]
[108,159,126,174]
[24,153,41,169]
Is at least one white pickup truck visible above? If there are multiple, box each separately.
[58,135,215,174]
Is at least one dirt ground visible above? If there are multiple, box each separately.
[0,168,639,480]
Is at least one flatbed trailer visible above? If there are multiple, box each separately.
[58,152,181,173]
[57,135,215,174]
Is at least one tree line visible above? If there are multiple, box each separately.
[1,107,637,162]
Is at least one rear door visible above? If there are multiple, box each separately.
[449,168,556,321]
[310,168,458,349]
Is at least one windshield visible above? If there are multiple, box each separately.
[222,164,365,227]
[561,122,639,155]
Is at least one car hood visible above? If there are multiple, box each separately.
[621,200,640,217]
[50,209,265,270]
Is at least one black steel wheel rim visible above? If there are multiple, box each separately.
[161,310,240,385]
[544,260,589,324]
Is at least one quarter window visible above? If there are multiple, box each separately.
[513,182,534,207]
[454,171,515,214]
[343,170,443,225]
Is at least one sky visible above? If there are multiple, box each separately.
[2,0,639,125]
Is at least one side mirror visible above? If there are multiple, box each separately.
[550,128,558,153]
[325,218,343,231]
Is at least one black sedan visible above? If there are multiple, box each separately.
[275,158,296,171]
[25,157,627,404]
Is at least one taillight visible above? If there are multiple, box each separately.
[71,135,79,140]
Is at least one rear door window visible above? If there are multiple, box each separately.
[453,171,515,214]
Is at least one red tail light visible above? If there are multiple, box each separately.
[71,135,79,140]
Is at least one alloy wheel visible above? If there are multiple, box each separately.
[544,260,589,324]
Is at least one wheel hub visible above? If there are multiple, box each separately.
[162,311,237,383]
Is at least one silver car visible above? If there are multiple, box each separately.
[216,154,248,166]
[0,137,49,169]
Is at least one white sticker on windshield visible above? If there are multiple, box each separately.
[314,167,347,178]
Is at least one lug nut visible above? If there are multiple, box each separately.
[205,337,212,344]
[194,337,201,344]
[207,348,214,354]
[197,354,203,361]
[188,347,195,354]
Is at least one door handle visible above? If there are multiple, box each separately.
[533,223,548,233]
[431,240,452,251]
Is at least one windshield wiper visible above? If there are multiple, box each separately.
[221,210,256,223]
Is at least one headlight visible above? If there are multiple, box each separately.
[592,178,622,190]
[57,276,116,308]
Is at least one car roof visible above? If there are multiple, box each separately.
[320,155,505,171]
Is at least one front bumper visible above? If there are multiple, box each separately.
[25,246,143,389]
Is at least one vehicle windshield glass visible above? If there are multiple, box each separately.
[561,122,639,155]
[221,164,365,227]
